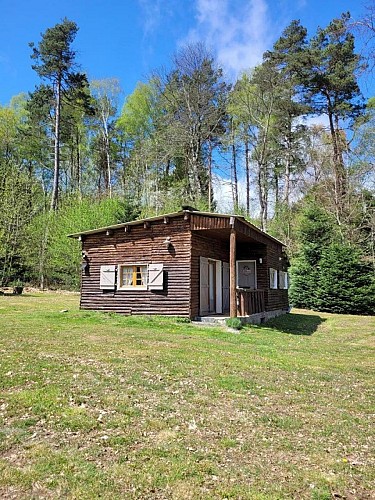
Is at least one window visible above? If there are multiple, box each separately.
[279,271,289,290]
[116,263,164,291]
[118,265,148,289]
[236,260,257,289]
[269,268,278,289]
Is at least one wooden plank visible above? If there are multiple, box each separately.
[230,228,237,318]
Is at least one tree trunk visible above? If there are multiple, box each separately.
[327,105,346,221]
[208,139,212,211]
[245,138,250,217]
[50,77,61,211]
[283,121,292,206]
[258,165,268,231]
[105,131,112,198]
[231,141,239,212]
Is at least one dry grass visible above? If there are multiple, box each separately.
[0,292,374,499]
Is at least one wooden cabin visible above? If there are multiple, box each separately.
[68,209,289,323]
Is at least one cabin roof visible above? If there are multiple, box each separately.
[67,209,284,246]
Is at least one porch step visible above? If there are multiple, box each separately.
[194,316,230,325]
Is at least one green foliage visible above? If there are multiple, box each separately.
[29,18,78,81]
[289,258,319,310]
[225,317,243,330]
[290,201,374,315]
[315,244,375,315]
[22,197,129,289]
[289,202,335,310]
[117,81,157,142]
[297,202,335,265]
[0,162,43,285]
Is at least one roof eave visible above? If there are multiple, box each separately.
[67,209,285,247]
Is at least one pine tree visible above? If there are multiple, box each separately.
[289,202,335,309]
[30,18,89,210]
[316,244,375,314]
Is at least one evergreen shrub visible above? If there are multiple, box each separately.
[315,244,375,315]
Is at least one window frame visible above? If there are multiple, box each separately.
[269,268,278,289]
[279,271,289,290]
[117,264,148,290]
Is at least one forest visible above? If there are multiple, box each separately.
[0,9,374,314]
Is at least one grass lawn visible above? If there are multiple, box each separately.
[0,292,374,499]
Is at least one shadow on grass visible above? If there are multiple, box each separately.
[0,292,32,297]
[254,312,326,336]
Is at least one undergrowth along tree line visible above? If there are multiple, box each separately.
[0,9,374,314]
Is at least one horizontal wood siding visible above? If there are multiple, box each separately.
[190,214,230,231]
[80,216,191,316]
[266,244,289,311]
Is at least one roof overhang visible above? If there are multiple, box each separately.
[67,209,284,247]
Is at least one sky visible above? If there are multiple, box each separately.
[0,0,370,108]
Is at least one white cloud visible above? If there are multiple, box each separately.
[138,0,163,37]
[186,0,272,80]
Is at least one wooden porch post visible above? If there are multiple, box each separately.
[230,225,237,318]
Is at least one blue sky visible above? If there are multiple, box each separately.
[0,0,369,108]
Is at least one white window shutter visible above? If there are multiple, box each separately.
[148,263,164,290]
[100,265,116,289]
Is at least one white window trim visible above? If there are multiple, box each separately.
[117,263,148,290]
[269,268,278,289]
[236,260,257,289]
[279,271,289,290]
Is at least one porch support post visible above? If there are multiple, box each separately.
[230,226,237,318]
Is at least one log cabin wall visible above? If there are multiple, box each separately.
[266,242,289,311]
[190,233,230,318]
[81,215,192,316]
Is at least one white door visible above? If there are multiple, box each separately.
[200,257,209,315]
[222,262,230,313]
[208,260,216,313]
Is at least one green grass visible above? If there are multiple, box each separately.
[0,292,374,499]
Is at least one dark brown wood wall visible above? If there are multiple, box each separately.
[80,215,192,316]
[266,244,289,311]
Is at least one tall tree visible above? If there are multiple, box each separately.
[304,14,363,220]
[90,78,121,198]
[30,18,89,210]
[155,43,229,205]
[229,63,282,229]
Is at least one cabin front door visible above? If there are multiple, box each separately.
[199,257,223,316]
